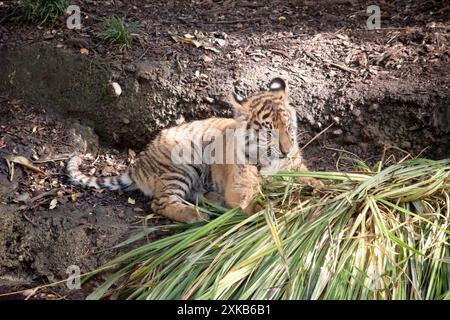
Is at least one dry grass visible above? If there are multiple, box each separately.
[87,158,450,300]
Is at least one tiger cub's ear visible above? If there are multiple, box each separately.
[229,92,250,120]
[269,78,286,92]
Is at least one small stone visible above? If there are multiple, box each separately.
[332,129,343,136]
[351,108,361,117]
[202,55,213,63]
[175,115,185,125]
[215,38,226,46]
[122,117,130,124]
[369,103,379,112]
[125,63,136,73]
[133,80,140,94]
[15,192,30,203]
[111,82,122,96]
[204,96,214,104]
[306,115,316,126]
[136,62,155,81]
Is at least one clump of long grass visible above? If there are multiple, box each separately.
[20,0,69,26]
[99,16,133,50]
[87,158,450,300]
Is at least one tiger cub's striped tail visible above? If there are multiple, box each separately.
[66,155,136,191]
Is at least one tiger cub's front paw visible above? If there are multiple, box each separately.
[300,177,324,188]
[185,210,210,223]
[241,201,264,216]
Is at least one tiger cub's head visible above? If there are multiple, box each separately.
[230,78,298,170]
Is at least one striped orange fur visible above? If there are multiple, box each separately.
[67,78,317,223]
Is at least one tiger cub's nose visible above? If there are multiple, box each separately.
[279,145,291,158]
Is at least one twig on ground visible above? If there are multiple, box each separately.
[22,212,38,227]
[33,156,70,164]
[26,189,60,205]
[300,123,334,151]
[328,62,359,75]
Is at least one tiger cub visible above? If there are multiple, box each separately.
[67,78,317,223]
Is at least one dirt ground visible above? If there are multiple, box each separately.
[0,0,449,299]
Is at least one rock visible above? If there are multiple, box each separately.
[202,55,213,63]
[369,103,379,112]
[305,114,316,126]
[66,123,99,154]
[136,62,154,81]
[332,129,343,136]
[133,80,140,94]
[204,96,215,104]
[175,115,185,125]
[215,38,226,46]
[93,207,109,216]
[351,108,361,117]
[111,82,122,96]
[15,193,31,203]
[125,63,136,73]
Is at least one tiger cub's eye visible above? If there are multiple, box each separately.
[262,121,272,129]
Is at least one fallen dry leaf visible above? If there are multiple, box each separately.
[80,48,89,55]
[70,193,78,202]
[49,198,58,210]
[171,33,221,54]
[128,197,136,205]
[4,154,46,181]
